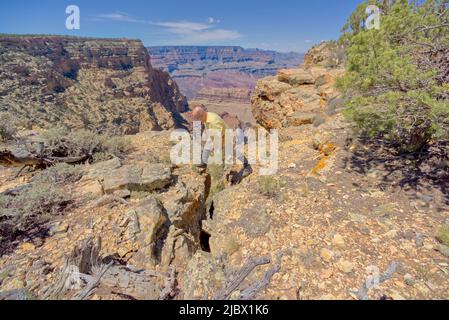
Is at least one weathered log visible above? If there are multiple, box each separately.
[355,261,401,300]
[159,266,178,300]
[0,150,89,168]
[44,237,170,300]
[213,253,283,300]
[0,150,45,168]
[239,252,283,300]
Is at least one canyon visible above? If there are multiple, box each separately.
[148,46,304,124]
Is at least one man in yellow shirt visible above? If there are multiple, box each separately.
[192,106,227,167]
[192,106,227,132]
[192,106,252,181]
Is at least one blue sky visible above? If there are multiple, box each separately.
[0,0,363,52]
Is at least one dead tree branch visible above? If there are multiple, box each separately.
[159,266,178,300]
[355,261,401,300]
[0,150,89,169]
[239,252,283,300]
[214,253,283,300]
[44,237,171,300]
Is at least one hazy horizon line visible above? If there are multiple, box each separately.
[0,32,310,54]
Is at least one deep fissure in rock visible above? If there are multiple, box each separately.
[200,230,211,252]
[209,201,215,220]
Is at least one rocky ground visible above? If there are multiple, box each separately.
[192,115,449,300]
[0,112,448,300]
[0,40,447,301]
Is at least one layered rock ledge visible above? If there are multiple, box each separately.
[0,36,188,134]
[251,42,345,130]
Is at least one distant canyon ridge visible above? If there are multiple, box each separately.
[148,46,304,124]
[0,37,304,134]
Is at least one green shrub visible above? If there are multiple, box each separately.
[39,126,71,156]
[0,112,17,142]
[39,127,131,160]
[32,163,83,184]
[102,135,131,157]
[337,0,449,152]
[436,225,449,247]
[0,181,68,236]
[69,129,104,156]
[258,176,280,197]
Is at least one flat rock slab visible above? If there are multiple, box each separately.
[288,111,318,126]
[82,157,122,180]
[103,163,172,194]
[278,68,315,85]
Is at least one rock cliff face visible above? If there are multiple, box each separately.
[0,36,187,134]
[148,46,303,99]
[251,42,345,130]
[303,41,346,69]
[148,46,303,78]
[190,87,255,125]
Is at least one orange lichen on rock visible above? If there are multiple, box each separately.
[311,142,337,175]
[319,92,328,108]
[312,156,328,175]
[319,142,336,156]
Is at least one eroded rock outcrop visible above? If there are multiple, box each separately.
[0,36,188,134]
[78,147,209,272]
[251,42,345,130]
[303,41,346,69]
[148,46,304,99]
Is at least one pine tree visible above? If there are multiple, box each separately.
[337,0,449,152]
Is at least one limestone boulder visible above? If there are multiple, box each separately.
[125,197,170,267]
[277,68,314,85]
[251,63,344,130]
[103,163,172,194]
[82,157,122,180]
